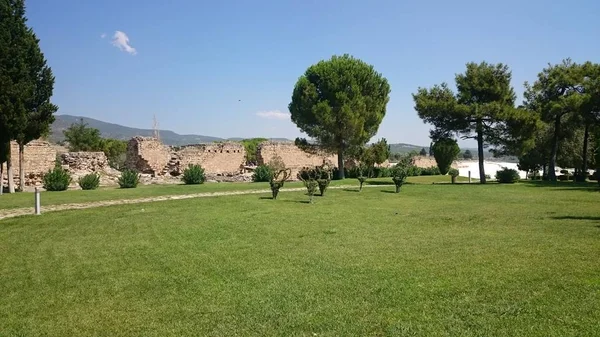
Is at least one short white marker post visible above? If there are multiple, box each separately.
[34,187,41,215]
[468,171,472,183]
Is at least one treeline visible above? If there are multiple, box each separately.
[413,60,600,183]
[61,119,128,169]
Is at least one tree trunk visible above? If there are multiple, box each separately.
[0,163,3,195]
[337,148,345,180]
[6,146,15,193]
[548,117,560,182]
[581,123,589,177]
[476,120,486,184]
[18,142,25,191]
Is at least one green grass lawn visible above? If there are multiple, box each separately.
[0,175,464,211]
[1,182,598,336]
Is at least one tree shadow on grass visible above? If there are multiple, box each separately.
[552,216,600,221]
[259,196,274,200]
[522,181,599,192]
[364,181,395,186]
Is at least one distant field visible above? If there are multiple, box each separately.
[0,181,598,336]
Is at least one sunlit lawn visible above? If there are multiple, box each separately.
[0,175,466,210]
[1,181,598,336]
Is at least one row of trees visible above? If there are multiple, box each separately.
[413,60,600,183]
[1,0,58,194]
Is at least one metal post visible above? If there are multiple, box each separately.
[468,171,472,183]
[34,187,41,215]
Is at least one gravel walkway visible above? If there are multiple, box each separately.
[0,185,376,220]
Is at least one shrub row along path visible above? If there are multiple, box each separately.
[0,185,378,220]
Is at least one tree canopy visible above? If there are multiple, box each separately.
[413,62,530,183]
[431,138,460,175]
[462,149,473,160]
[289,54,391,179]
[0,0,57,192]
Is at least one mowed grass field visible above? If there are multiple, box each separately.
[0,181,599,336]
[0,175,463,210]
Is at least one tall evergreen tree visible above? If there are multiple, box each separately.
[413,62,523,183]
[0,0,57,192]
[523,59,584,181]
[289,54,391,179]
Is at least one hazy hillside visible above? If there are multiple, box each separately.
[50,115,500,158]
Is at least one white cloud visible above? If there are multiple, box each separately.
[100,33,106,39]
[111,31,137,55]
[256,110,290,120]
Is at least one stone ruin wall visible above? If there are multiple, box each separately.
[60,152,121,187]
[257,142,338,179]
[125,137,246,176]
[1,140,56,187]
[125,136,171,175]
[173,143,245,175]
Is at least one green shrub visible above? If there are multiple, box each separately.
[269,168,291,200]
[557,175,569,181]
[391,165,408,193]
[495,168,520,184]
[182,164,206,185]
[315,165,332,196]
[78,173,100,190]
[448,168,459,183]
[406,165,421,177]
[43,166,71,191]
[252,165,273,182]
[118,169,140,188]
[420,166,440,176]
[372,167,392,178]
[432,138,460,175]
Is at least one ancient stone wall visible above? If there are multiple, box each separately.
[125,137,246,176]
[1,140,56,187]
[171,143,245,175]
[257,142,338,179]
[60,152,122,187]
[125,137,171,175]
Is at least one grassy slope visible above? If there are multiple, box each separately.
[0,175,464,210]
[0,183,598,336]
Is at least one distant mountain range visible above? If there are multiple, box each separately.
[49,115,491,157]
[50,115,288,145]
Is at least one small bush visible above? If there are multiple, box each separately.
[495,168,520,184]
[182,164,206,185]
[391,166,408,193]
[372,167,392,178]
[78,173,100,190]
[589,171,598,181]
[448,168,459,184]
[420,166,440,176]
[269,168,291,200]
[252,165,273,182]
[43,166,71,191]
[406,165,422,177]
[118,169,140,188]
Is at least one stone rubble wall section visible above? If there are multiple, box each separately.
[171,143,245,175]
[256,142,338,180]
[1,140,57,187]
[61,152,122,187]
[125,136,171,175]
[126,137,246,176]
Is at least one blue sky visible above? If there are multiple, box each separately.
[26,0,600,146]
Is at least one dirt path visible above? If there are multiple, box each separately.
[0,185,378,220]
